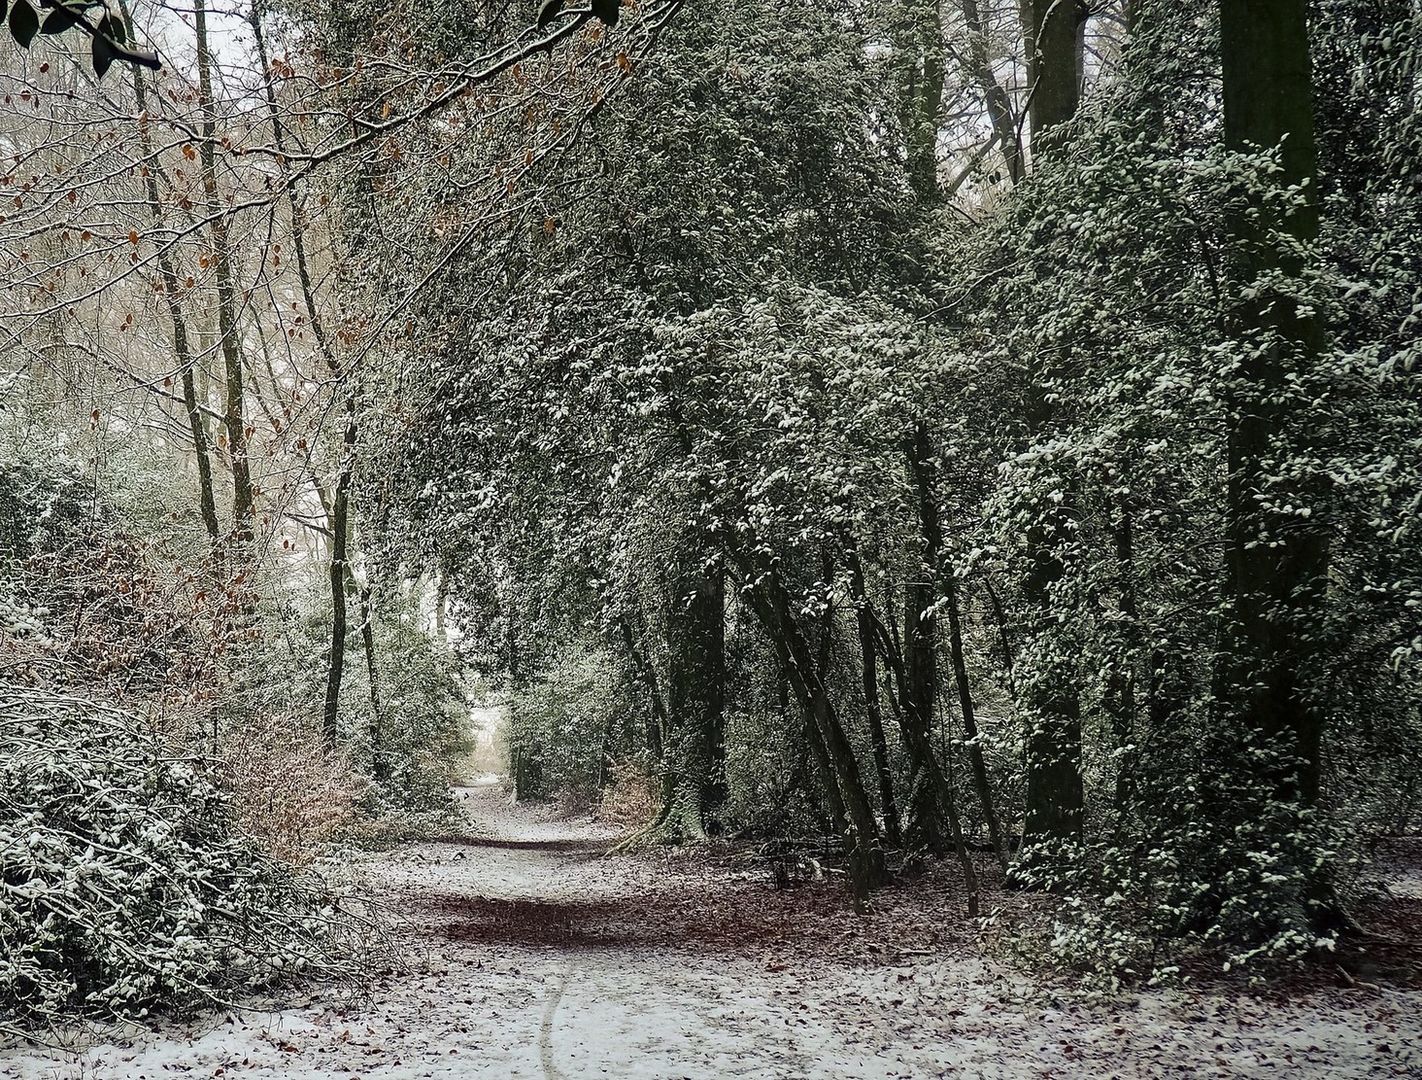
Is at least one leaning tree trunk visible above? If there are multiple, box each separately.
[251,3,373,753]
[943,570,1009,873]
[127,43,222,560]
[873,583,983,914]
[744,561,886,907]
[961,0,1025,183]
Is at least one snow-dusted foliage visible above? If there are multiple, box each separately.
[0,688,336,1029]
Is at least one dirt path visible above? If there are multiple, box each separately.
[5,782,1420,1079]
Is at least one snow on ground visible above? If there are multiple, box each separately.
[4,784,1419,1080]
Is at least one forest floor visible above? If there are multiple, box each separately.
[4,780,1421,1080]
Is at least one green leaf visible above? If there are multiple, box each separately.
[41,4,80,33]
[92,30,113,77]
[8,0,40,47]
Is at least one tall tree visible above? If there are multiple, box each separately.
[194,0,255,548]
[1014,0,1088,872]
[1215,0,1333,917]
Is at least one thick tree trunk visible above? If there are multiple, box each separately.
[1216,0,1334,920]
[1016,515,1085,874]
[1028,0,1086,144]
[1015,0,1087,878]
[659,567,727,840]
[900,0,947,200]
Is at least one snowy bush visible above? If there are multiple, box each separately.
[0,687,337,1029]
[219,712,368,863]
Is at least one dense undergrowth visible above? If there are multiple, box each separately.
[0,453,461,1033]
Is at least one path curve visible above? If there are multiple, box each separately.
[3,781,1418,1079]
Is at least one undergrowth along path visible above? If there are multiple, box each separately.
[4,780,1418,1079]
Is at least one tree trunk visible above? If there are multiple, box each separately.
[1105,499,1140,812]
[1028,0,1086,145]
[251,3,374,753]
[864,579,983,913]
[1216,0,1333,920]
[961,0,1026,183]
[617,611,667,761]
[358,582,384,777]
[1015,0,1087,878]
[744,560,886,907]
[321,410,357,746]
[123,17,222,559]
[849,553,902,848]
[901,423,949,855]
[944,570,1009,872]
[659,567,726,840]
[1015,516,1085,875]
[901,580,946,854]
[900,0,947,201]
[195,0,254,546]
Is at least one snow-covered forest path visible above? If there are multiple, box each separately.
[7,780,1420,1079]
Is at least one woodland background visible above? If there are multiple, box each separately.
[1,0,1420,1032]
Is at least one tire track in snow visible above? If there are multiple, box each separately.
[538,964,571,1080]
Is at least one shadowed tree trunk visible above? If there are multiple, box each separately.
[1215,0,1335,924]
[657,567,727,840]
[943,569,1009,872]
[1027,0,1086,147]
[617,610,667,761]
[1015,0,1087,878]
[849,552,902,848]
[742,557,886,908]
[899,0,947,201]
[902,424,947,855]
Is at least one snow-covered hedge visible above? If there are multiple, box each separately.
[0,688,335,1029]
